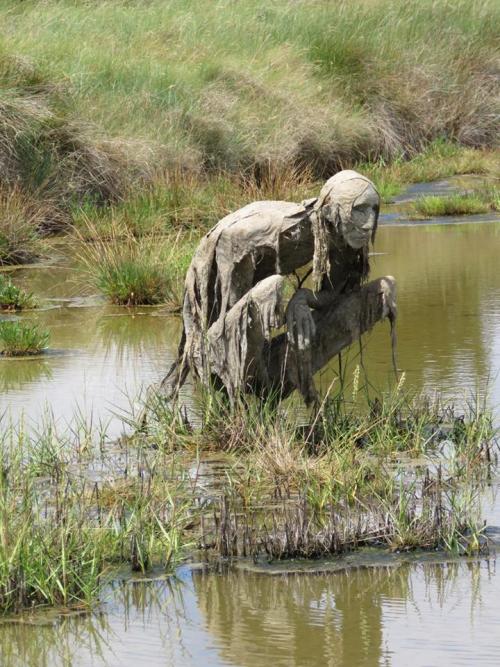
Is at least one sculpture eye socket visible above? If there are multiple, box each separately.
[352,203,371,214]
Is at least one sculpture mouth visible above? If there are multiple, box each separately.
[346,233,369,249]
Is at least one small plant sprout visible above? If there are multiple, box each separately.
[0,274,37,310]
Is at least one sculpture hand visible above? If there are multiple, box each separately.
[286,289,316,351]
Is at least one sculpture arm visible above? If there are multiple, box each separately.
[284,289,326,354]
[286,286,344,350]
[289,287,340,311]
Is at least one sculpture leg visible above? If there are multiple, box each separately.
[268,276,397,403]
[207,274,286,400]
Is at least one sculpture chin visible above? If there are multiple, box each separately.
[339,223,371,250]
[344,234,369,250]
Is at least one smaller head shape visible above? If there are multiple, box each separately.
[315,170,380,250]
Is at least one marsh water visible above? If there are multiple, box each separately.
[2,183,500,666]
[0,555,498,667]
[2,214,500,432]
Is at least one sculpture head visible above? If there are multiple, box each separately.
[312,170,380,290]
[315,170,380,249]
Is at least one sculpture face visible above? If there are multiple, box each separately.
[315,171,380,253]
[341,185,379,250]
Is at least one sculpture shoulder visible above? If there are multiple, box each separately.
[188,199,316,277]
[205,201,310,241]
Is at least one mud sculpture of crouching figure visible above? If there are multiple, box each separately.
[164,170,397,405]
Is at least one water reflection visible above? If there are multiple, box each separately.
[0,559,498,667]
[0,357,53,392]
[0,300,181,434]
[194,567,390,667]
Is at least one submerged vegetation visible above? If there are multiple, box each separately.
[0,320,49,356]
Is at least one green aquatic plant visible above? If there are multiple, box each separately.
[0,413,196,615]
[76,220,193,308]
[0,274,37,310]
[412,194,490,218]
[0,320,49,356]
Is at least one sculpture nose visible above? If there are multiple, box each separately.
[362,213,376,230]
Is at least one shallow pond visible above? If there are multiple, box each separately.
[2,215,500,431]
[1,192,500,665]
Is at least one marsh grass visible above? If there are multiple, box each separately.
[0,274,37,310]
[0,378,496,615]
[76,220,193,308]
[0,49,132,223]
[0,187,46,264]
[0,414,196,614]
[412,194,490,218]
[0,0,497,232]
[71,165,317,239]
[2,0,497,176]
[0,320,49,356]
[359,142,499,203]
[135,381,496,560]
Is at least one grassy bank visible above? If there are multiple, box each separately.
[1,0,497,176]
[0,1,497,242]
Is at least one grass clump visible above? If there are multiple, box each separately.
[412,194,490,218]
[76,221,193,308]
[0,507,104,614]
[409,183,500,218]
[0,320,49,356]
[0,415,195,615]
[0,187,46,264]
[0,274,37,310]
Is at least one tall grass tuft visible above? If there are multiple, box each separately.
[412,194,491,218]
[76,220,193,308]
[0,188,46,264]
[0,274,37,310]
[0,320,49,356]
